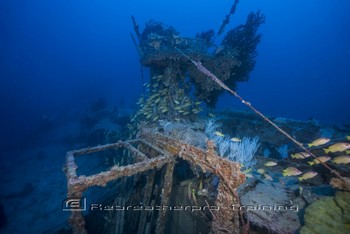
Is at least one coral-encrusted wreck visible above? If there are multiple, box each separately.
[65,129,245,233]
[130,10,264,125]
[65,3,265,233]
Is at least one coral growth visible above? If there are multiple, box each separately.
[300,192,350,234]
[205,119,259,169]
[222,10,265,82]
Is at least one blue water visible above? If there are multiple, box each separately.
[1,0,350,149]
[1,1,350,232]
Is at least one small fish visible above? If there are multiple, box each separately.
[307,138,331,147]
[346,150,350,155]
[214,131,225,137]
[195,101,202,105]
[136,97,144,105]
[291,152,310,159]
[346,136,350,140]
[245,173,254,179]
[263,174,273,181]
[298,171,318,181]
[282,167,302,176]
[323,142,350,154]
[332,155,350,165]
[208,113,215,117]
[242,168,252,174]
[174,100,180,105]
[230,137,241,142]
[183,103,191,108]
[257,168,265,174]
[265,161,277,167]
[308,156,331,166]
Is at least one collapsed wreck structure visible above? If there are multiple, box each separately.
[65,129,245,233]
[64,2,267,233]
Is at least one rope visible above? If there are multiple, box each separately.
[176,48,346,182]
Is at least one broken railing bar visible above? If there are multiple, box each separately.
[137,138,173,156]
[71,141,124,156]
[140,131,182,155]
[65,141,142,181]
[66,151,78,179]
[123,141,148,161]
[69,155,172,190]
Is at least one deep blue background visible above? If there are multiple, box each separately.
[1,0,350,149]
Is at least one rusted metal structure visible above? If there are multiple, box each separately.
[64,129,245,233]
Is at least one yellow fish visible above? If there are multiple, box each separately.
[346,136,350,140]
[308,156,331,166]
[323,142,350,154]
[257,168,265,174]
[282,167,302,176]
[265,161,277,167]
[214,131,225,137]
[230,137,241,142]
[332,155,350,165]
[307,138,330,147]
[242,168,252,174]
[298,171,318,181]
[291,152,310,159]
[346,150,350,155]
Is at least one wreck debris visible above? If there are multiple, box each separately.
[140,129,246,234]
[65,140,172,234]
[65,130,245,233]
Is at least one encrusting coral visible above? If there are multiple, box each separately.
[300,191,350,233]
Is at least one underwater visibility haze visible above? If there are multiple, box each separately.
[0,0,350,233]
